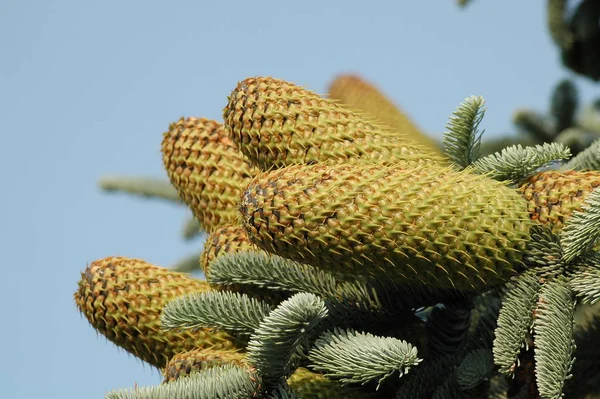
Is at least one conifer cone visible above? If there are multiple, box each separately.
[519,170,600,232]
[223,77,442,171]
[74,257,238,368]
[161,117,257,232]
[162,348,247,383]
[240,161,531,291]
[327,74,443,155]
[200,224,255,274]
[288,368,375,398]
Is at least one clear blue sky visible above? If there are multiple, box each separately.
[1,1,598,398]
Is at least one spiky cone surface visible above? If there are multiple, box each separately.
[240,161,531,292]
[161,117,257,233]
[74,256,238,369]
[200,224,255,275]
[223,77,443,171]
[519,170,600,232]
[162,348,247,383]
[327,74,443,155]
[287,368,375,398]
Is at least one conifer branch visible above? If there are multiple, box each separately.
[426,301,472,359]
[308,328,421,389]
[561,139,600,171]
[395,356,456,399]
[161,291,273,335]
[550,79,578,133]
[455,348,494,392]
[561,188,600,263]
[547,0,574,50]
[182,216,203,240]
[524,225,566,279]
[98,176,181,203]
[170,251,202,273]
[246,293,329,385]
[470,143,570,182]
[465,292,501,351]
[533,276,576,399]
[443,95,485,169]
[493,271,542,376]
[569,253,600,304]
[105,364,261,399]
[513,109,555,142]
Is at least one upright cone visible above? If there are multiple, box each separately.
[327,74,442,155]
[163,348,247,383]
[240,161,531,291]
[162,117,257,232]
[200,224,255,274]
[74,256,238,368]
[223,77,442,170]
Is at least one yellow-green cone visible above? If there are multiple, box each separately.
[519,170,600,232]
[327,74,443,155]
[200,224,255,274]
[223,77,442,171]
[162,348,247,383]
[288,368,375,398]
[74,256,238,368]
[240,161,531,291]
[161,117,257,232]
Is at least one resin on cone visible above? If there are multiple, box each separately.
[163,348,247,383]
[240,161,531,291]
[519,170,600,232]
[162,117,257,232]
[223,77,442,171]
[74,257,238,368]
[200,224,255,274]
[327,74,442,155]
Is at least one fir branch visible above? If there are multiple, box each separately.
[98,176,181,203]
[465,291,501,352]
[470,143,571,182]
[524,225,566,279]
[547,0,574,50]
[455,349,494,392]
[105,364,261,399]
[267,384,299,399]
[550,79,578,133]
[561,139,600,171]
[246,293,329,385]
[426,301,472,359]
[395,356,456,399]
[565,304,600,398]
[308,328,421,389]
[170,251,202,273]
[569,253,600,304]
[533,276,576,399]
[443,95,485,169]
[161,291,273,335]
[493,271,542,376]
[208,251,338,297]
[182,216,203,240]
[513,108,555,142]
[561,188,600,263]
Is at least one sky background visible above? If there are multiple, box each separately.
[1,1,598,398]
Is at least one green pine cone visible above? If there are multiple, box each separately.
[162,348,247,383]
[223,76,442,171]
[161,117,258,232]
[288,368,375,398]
[240,161,531,291]
[74,256,239,368]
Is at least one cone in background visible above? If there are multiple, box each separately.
[200,224,255,275]
[240,161,531,291]
[162,348,247,383]
[74,256,238,368]
[327,74,442,155]
[288,368,375,398]
[519,170,600,232]
[223,76,442,171]
[162,117,257,232]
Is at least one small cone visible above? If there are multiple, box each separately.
[519,170,600,232]
[223,76,442,171]
[74,256,238,368]
[200,224,255,275]
[240,161,531,291]
[161,117,258,232]
[162,348,247,383]
[288,368,375,398]
[327,74,442,155]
